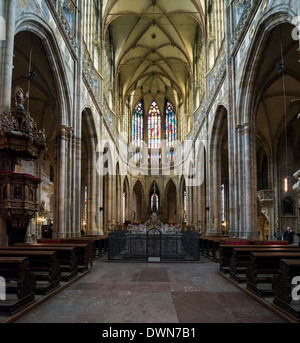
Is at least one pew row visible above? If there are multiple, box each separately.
[0,257,36,315]
[219,244,299,274]
[199,236,226,261]
[82,235,109,256]
[272,259,300,322]
[0,250,60,295]
[229,247,300,283]
[38,238,95,267]
[3,246,77,281]
[246,252,300,298]
[200,236,285,262]
[15,243,90,272]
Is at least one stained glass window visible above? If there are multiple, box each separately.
[166,150,175,163]
[123,192,126,224]
[221,184,225,222]
[132,100,144,147]
[148,150,161,166]
[84,186,88,224]
[165,100,177,147]
[151,194,159,210]
[148,101,161,149]
[184,190,187,223]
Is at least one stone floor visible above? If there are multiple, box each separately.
[4,255,289,324]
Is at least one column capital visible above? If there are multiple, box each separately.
[236,122,256,135]
[56,125,73,137]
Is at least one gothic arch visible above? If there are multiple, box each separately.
[132,180,144,223]
[165,180,177,224]
[15,14,72,127]
[236,7,298,125]
[235,7,299,237]
[11,22,73,238]
[179,175,187,225]
[122,176,130,224]
[208,105,229,235]
[81,107,99,234]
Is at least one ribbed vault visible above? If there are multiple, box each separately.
[102,0,205,110]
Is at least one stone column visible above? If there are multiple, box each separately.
[97,167,104,235]
[206,139,222,236]
[56,125,69,239]
[108,174,114,227]
[65,128,73,237]
[240,123,258,239]
[71,134,81,237]
[199,182,206,234]
[292,170,300,244]
[72,4,83,238]
[186,185,192,225]
[0,0,16,114]
[87,147,98,234]
[193,185,199,228]
[0,1,17,246]
[226,18,239,238]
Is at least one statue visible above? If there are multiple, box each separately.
[15,87,29,110]
[39,200,45,215]
[132,210,136,223]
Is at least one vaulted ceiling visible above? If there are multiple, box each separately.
[102,0,205,111]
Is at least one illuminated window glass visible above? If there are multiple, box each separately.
[123,192,126,224]
[84,186,88,224]
[148,101,161,149]
[184,190,187,223]
[221,184,225,222]
[151,194,159,211]
[132,100,144,147]
[165,100,177,148]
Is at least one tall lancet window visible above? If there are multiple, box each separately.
[132,100,144,147]
[165,100,177,162]
[221,184,225,223]
[165,100,177,146]
[84,186,88,225]
[148,101,161,149]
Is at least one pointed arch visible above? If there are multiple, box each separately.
[15,15,72,127]
[133,180,144,222]
[148,100,162,149]
[132,98,144,147]
[179,175,187,225]
[166,180,177,223]
[149,181,160,212]
[208,105,229,235]
[123,176,130,224]
[165,98,177,150]
[81,107,99,235]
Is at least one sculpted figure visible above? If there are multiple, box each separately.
[15,87,29,110]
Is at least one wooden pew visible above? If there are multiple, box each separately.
[229,246,300,283]
[83,235,109,257]
[17,243,90,272]
[61,238,95,266]
[0,257,36,315]
[199,236,227,261]
[0,250,60,295]
[219,244,296,274]
[246,252,300,297]
[8,245,77,281]
[272,259,300,322]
